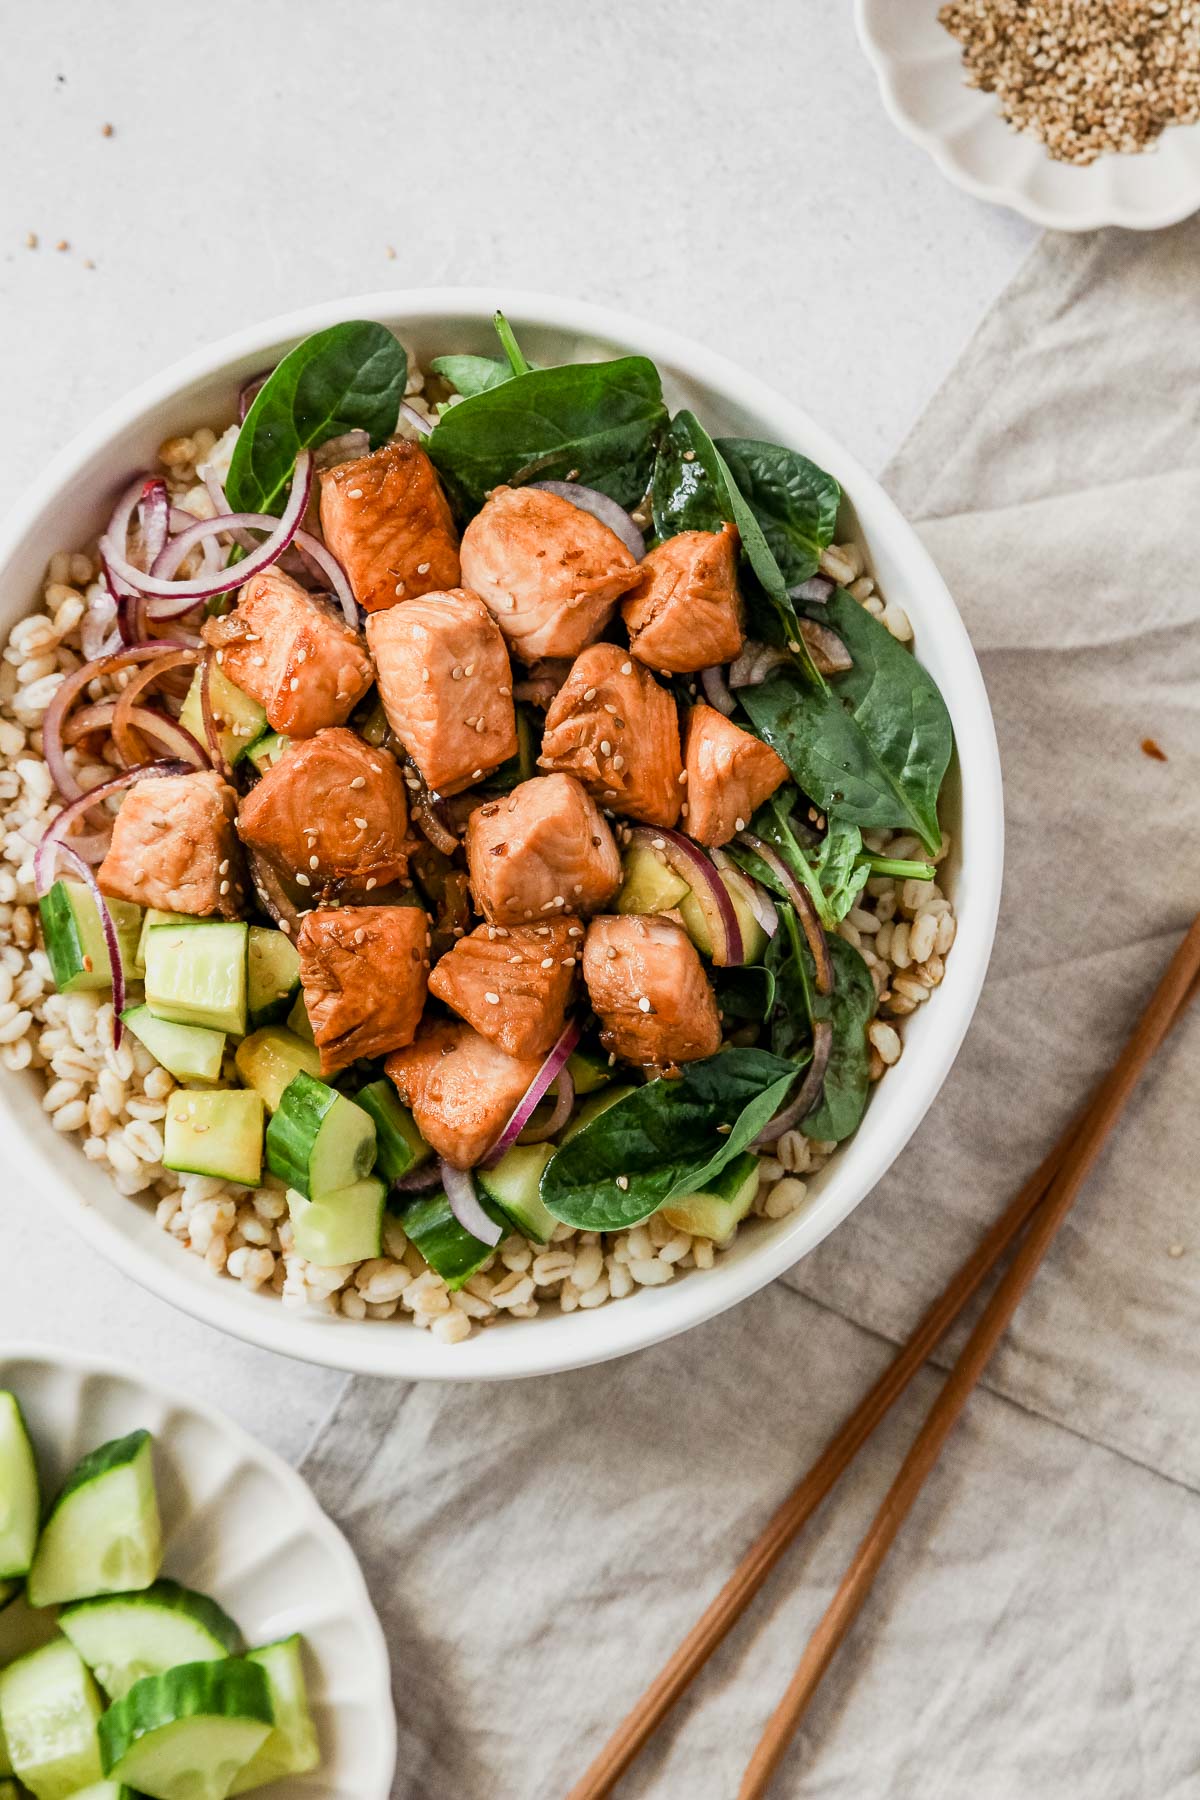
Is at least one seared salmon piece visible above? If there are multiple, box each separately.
[428,917,581,1059]
[458,486,640,663]
[366,588,517,796]
[683,704,789,847]
[623,525,744,674]
[583,914,721,1067]
[465,774,621,925]
[297,904,429,1075]
[202,567,373,738]
[319,441,460,614]
[539,643,682,827]
[98,770,245,918]
[237,727,410,902]
[385,1019,543,1168]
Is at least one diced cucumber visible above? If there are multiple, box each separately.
[287,1179,385,1266]
[38,880,142,996]
[98,1660,273,1800]
[285,991,313,1044]
[477,1144,557,1243]
[246,928,299,1031]
[0,1394,39,1581]
[265,1074,375,1200]
[244,732,290,776]
[134,910,193,979]
[180,663,266,769]
[566,1048,611,1096]
[660,1151,760,1244]
[0,1638,103,1799]
[59,1581,242,1703]
[226,1638,318,1795]
[353,1081,430,1184]
[678,864,767,965]
[121,1009,225,1084]
[144,922,248,1038]
[560,1085,636,1144]
[164,1090,264,1187]
[615,843,691,916]
[27,1431,161,1611]
[401,1190,507,1290]
[233,1028,321,1114]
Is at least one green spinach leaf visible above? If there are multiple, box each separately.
[714,962,777,1023]
[539,1048,799,1230]
[429,354,514,398]
[226,321,407,516]
[766,904,877,1142]
[715,439,841,588]
[734,793,868,930]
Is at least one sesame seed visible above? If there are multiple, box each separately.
[350,775,366,788]
[417,562,431,575]
[652,838,666,850]
[612,754,625,771]
[348,487,363,499]
[280,919,292,934]
[678,770,688,784]
[600,740,612,755]
[475,719,486,733]
[616,1175,629,1190]
[541,956,554,969]
[485,991,500,1004]
[296,648,307,664]
[498,684,512,696]
[567,925,583,937]
[788,640,801,654]
[289,678,299,691]
[452,666,463,680]
[295,872,311,887]
[219,879,230,896]
[251,654,266,667]
[584,687,597,701]
[638,996,651,1013]
[465,664,475,676]
[606,945,617,960]
[366,877,377,890]
[472,769,483,780]
[621,660,632,674]
[309,855,319,870]
[735,816,746,830]
[421,669,430,683]
[682,449,696,462]
[354,928,366,944]
[218,859,230,874]
[395,582,406,596]
[354,817,369,829]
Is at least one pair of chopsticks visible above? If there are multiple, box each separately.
[568,913,1200,1800]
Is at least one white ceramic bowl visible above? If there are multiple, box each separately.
[857,0,1200,231]
[0,1343,395,1797]
[0,289,1003,1381]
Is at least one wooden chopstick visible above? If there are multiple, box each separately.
[566,935,1200,1800]
[738,918,1200,1800]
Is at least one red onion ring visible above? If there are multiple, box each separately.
[626,826,744,968]
[728,643,790,690]
[291,531,358,630]
[111,650,201,767]
[800,620,853,675]
[137,479,170,569]
[713,849,778,939]
[788,576,833,603]
[439,1160,503,1247]
[42,645,196,801]
[752,1020,833,1147]
[735,831,832,994]
[120,707,208,769]
[529,481,645,562]
[33,759,192,897]
[482,1018,583,1167]
[700,665,737,717]
[400,401,433,438]
[391,1157,443,1195]
[516,1065,575,1146]
[238,373,268,422]
[48,842,128,1048]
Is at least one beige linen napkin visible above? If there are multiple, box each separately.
[301,221,1200,1798]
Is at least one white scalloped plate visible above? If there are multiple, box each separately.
[856,0,1200,231]
[0,1345,395,1799]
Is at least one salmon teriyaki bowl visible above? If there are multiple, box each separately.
[0,293,1003,1380]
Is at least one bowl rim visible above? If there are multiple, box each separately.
[0,286,1004,1381]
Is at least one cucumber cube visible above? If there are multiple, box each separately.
[165,1089,265,1187]
[353,1080,430,1184]
[286,989,314,1043]
[60,1579,242,1701]
[266,1073,375,1200]
[98,1659,273,1800]
[121,1008,225,1084]
[287,1179,385,1266]
[401,1190,507,1291]
[27,1430,161,1610]
[0,1393,39,1580]
[245,731,290,775]
[134,908,193,979]
[246,926,300,1030]
[39,879,142,996]
[144,921,248,1037]
[226,1636,319,1794]
[478,1144,557,1243]
[660,1151,760,1244]
[180,662,267,768]
[234,1026,321,1113]
[0,1639,103,1799]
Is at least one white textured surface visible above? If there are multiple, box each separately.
[0,5,1031,1438]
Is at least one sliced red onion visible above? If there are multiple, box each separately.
[34,759,191,897]
[735,831,832,994]
[482,1018,583,1167]
[516,1065,575,1146]
[48,842,127,1047]
[700,665,737,717]
[291,530,358,629]
[314,429,370,470]
[800,619,852,675]
[752,1020,833,1147]
[529,481,645,562]
[440,1160,503,1247]
[729,642,790,690]
[391,1157,443,1195]
[41,645,196,801]
[626,826,744,968]
[714,850,778,939]
[788,576,833,603]
[412,795,459,858]
[400,401,433,438]
[238,373,268,421]
[137,479,170,569]
[121,707,208,768]
[81,588,119,661]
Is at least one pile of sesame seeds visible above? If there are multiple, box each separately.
[939,0,1200,164]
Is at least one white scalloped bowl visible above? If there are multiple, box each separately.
[0,1345,395,1798]
[0,290,1004,1381]
[856,0,1200,231]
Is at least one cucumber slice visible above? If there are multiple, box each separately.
[233,1028,321,1114]
[560,1085,636,1144]
[144,923,249,1038]
[98,1660,273,1800]
[0,1394,39,1580]
[0,1638,103,1799]
[477,1144,557,1243]
[226,1637,318,1795]
[121,1009,225,1085]
[134,910,193,979]
[27,1432,161,1610]
[164,1090,264,1188]
[615,844,690,916]
[245,929,300,1031]
[566,1048,611,1096]
[286,1179,385,1266]
[401,1190,507,1290]
[678,865,767,965]
[265,1074,375,1200]
[660,1151,760,1243]
[353,1081,430,1184]
[59,1580,242,1703]
[244,732,290,776]
[284,991,313,1044]
[180,664,266,770]
[38,880,142,997]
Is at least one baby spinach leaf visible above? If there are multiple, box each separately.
[539,1048,800,1230]
[714,439,841,588]
[430,354,514,398]
[226,321,407,516]
[426,356,667,514]
[766,904,877,1142]
[714,963,778,1023]
[492,309,532,377]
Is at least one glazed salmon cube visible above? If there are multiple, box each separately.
[385,1018,543,1168]
[583,914,721,1067]
[465,774,621,925]
[319,440,461,614]
[237,727,410,902]
[98,770,245,918]
[365,588,517,796]
[623,525,745,674]
[427,917,581,1059]
[683,704,790,847]
[202,567,374,738]
[539,643,682,827]
[458,486,640,663]
[297,904,429,1075]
